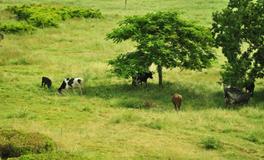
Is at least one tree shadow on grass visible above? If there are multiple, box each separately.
[83,81,226,111]
[248,89,264,108]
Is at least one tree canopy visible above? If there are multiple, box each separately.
[107,11,215,86]
[212,0,264,87]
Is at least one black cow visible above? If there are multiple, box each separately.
[58,77,83,94]
[224,85,251,106]
[245,81,255,97]
[132,72,153,86]
[41,77,52,89]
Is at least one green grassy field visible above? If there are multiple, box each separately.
[0,0,264,159]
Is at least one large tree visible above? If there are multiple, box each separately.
[107,11,215,86]
[212,0,264,88]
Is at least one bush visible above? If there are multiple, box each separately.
[0,21,35,33]
[0,128,56,159]
[58,7,103,20]
[7,4,102,28]
[28,12,61,28]
[200,137,221,150]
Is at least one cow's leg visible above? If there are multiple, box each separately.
[78,84,83,95]
[178,101,181,110]
[79,86,83,95]
[174,104,178,111]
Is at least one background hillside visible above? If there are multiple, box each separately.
[0,0,263,159]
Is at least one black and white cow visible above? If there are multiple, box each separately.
[224,85,251,106]
[58,77,83,94]
[41,76,52,89]
[132,72,153,86]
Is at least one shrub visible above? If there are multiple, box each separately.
[0,128,56,159]
[200,137,221,150]
[28,12,61,28]
[7,4,103,28]
[0,21,35,33]
[58,7,103,20]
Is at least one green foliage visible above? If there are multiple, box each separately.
[0,128,56,159]
[201,137,222,150]
[58,7,103,20]
[107,11,215,85]
[0,21,35,33]
[212,0,264,87]
[108,51,152,78]
[2,4,102,32]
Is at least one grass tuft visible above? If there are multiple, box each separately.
[6,107,36,119]
[110,111,142,124]
[200,137,222,150]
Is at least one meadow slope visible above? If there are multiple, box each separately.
[0,0,264,159]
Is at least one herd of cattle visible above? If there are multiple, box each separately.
[1,32,256,109]
[41,71,255,111]
[41,73,183,111]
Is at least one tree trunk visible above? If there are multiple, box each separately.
[157,65,163,87]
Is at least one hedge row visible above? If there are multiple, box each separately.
[0,21,36,33]
[0,4,102,33]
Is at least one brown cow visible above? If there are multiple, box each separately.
[171,93,182,111]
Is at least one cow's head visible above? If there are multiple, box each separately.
[58,80,66,94]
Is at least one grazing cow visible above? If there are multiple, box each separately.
[58,77,83,95]
[171,93,182,111]
[41,76,52,89]
[132,72,153,86]
[245,81,255,97]
[224,85,251,106]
